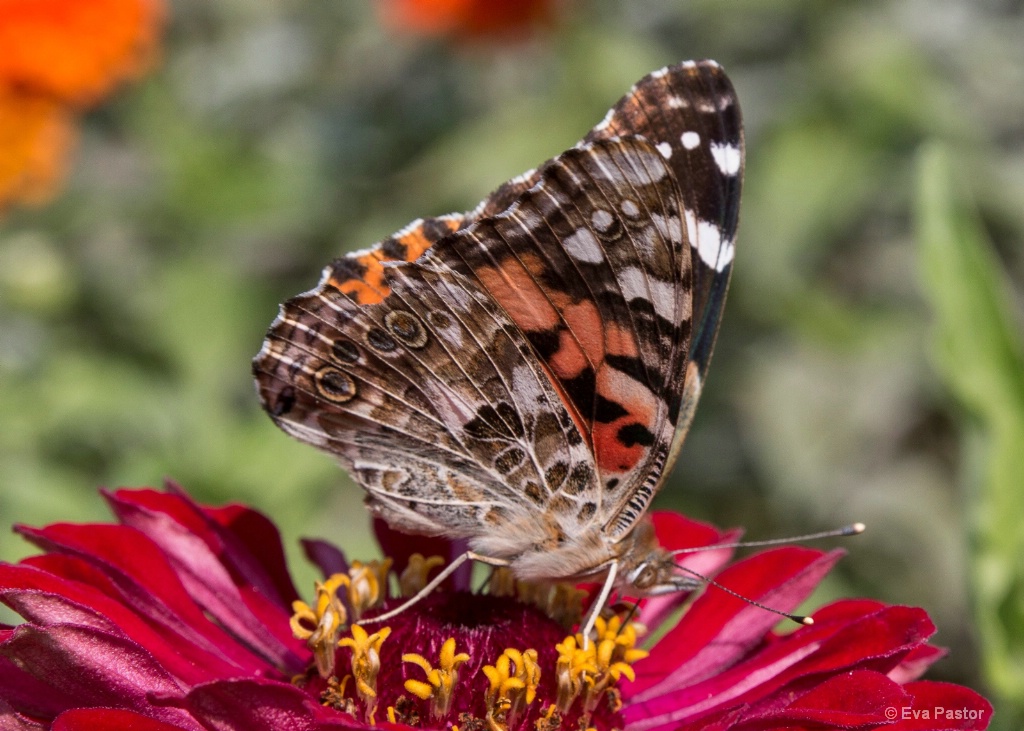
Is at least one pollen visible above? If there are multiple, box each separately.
[339,623,392,722]
[483,647,541,730]
[290,573,350,677]
[402,637,471,719]
[347,558,393,619]
[399,553,445,596]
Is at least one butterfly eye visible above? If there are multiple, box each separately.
[632,563,658,590]
[384,310,428,349]
[314,366,357,403]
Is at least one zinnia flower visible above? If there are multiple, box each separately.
[0,482,991,730]
[378,0,558,41]
[0,0,163,211]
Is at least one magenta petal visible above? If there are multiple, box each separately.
[888,643,947,684]
[887,681,993,730]
[626,601,942,731]
[179,679,363,731]
[301,538,349,578]
[0,561,250,684]
[52,708,191,731]
[778,603,935,676]
[756,669,909,725]
[202,502,302,605]
[13,524,282,676]
[649,511,732,552]
[0,624,198,728]
[628,547,842,700]
[100,491,307,672]
[122,483,300,607]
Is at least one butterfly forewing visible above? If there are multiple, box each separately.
[587,60,743,381]
[254,59,743,579]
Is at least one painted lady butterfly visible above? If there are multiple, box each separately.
[254,60,743,630]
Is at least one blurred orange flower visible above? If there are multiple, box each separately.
[0,0,164,211]
[379,0,557,40]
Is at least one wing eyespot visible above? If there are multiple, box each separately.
[331,338,361,363]
[385,310,429,349]
[365,327,398,353]
[314,366,358,403]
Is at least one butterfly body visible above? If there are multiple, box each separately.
[254,60,743,600]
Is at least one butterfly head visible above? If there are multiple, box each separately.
[617,520,700,597]
[621,548,700,596]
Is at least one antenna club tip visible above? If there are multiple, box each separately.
[849,522,866,535]
[800,616,814,626]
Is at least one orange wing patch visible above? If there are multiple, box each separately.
[328,216,463,305]
[592,366,658,474]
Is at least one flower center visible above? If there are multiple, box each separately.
[289,554,647,731]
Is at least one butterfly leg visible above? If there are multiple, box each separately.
[579,560,618,650]
[361,551,511,625]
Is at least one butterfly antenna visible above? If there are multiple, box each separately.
[621,599,641,626]
[670,522,865,557]
[673,563,813,626]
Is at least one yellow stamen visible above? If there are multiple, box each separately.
[554,636,598,715]
[399,553,445,596]
[402,637,471,719]
[347,559,393,619]
[483,647,541,730]
[339,623,391,723]
[555,615,649,723]
[289,573,350,677]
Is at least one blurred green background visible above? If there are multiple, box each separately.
[1,1,1021,726]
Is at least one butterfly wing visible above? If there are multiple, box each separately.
[255,136,693,559]
[586,60,744,511]
[254,60,742,564]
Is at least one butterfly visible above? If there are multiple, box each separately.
[253,60,743,633]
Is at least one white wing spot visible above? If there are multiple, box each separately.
[685,209,734,272]
[681,131,701,150]
[619,266,677,320]
[591,208,615,232]
[656,141,673,159]
[651,214,683,244]
[711,142,742,176]
[563,227,604,264]
[667,95,688,109]
[616,148,668,185]
[621,200,640,218]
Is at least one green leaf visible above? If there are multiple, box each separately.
[915,143,1024,724]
